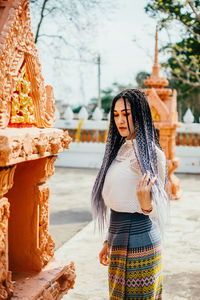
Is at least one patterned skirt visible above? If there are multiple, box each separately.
[107,209,162,300]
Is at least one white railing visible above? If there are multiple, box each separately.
[55,107,200,173]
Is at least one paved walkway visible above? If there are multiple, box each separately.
[49,169,200,299]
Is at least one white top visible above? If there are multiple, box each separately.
[102,138,166,238]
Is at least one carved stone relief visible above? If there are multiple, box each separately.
[0,0,56,128]
[35,182,55,267]
[37,262,76,300]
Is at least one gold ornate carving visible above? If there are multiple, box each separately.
[150,106,160,122]
[43,85,56,128]
[0,0,55,128]
[35,183,55,267]
[0,198,13,299]
[10,63,36,125]
[0,166,16,198]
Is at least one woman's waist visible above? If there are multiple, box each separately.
[109,209,155,235]
[104,196,142,213]
[110,209,150,222]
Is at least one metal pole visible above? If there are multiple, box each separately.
[97,55,101,109]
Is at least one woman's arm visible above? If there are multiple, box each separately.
[99,240,108,266]
[138,146,166,216]
[99,208,110,266]
[136,171,156,212]
[103,208,110,243]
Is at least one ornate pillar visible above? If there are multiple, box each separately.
[160,128,180,200]
[7,156,57,272]
[0,166,16,299]
[35,156,57,268]
[0,1,76,297]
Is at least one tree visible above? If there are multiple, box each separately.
[166,77,200,122]
[145,0,200,88]
[29,0,114,104]
[89,82,133,114]
[30,1,109,44]
[135,71,150,88]
[30,0,112,69]
[145,0,200,122]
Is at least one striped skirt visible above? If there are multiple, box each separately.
[107,210,162,300]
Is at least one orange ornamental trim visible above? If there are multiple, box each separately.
[9,63,36,125]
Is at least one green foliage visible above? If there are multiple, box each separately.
[145,0,200,121]
[90,82,133,114]
[72,105,82,113]
[145,0,200,87]
[135,71,150,88]
[167,76,200,122]
[145,0,199,33]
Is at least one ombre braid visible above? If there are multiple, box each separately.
[91,88,170,236]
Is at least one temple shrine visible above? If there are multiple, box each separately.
[143,27,181,200]
[0,0,75,299]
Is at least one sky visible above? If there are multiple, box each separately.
[31,0,179,107]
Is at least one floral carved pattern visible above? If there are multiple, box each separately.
[0,0,55,128]
[44,156,57,179]
[37,262,76,300]
[0,166,16,299]
[0,198,13,300]
[0,128,72,167]
[0,166,16,198]
[35,182,55,267]
[36,156,57,185]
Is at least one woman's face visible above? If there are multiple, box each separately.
[113,98,135,140]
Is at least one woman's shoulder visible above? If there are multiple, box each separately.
[115,142,133,162]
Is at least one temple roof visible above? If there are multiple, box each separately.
[0,1,23,47]
[0,0,56,129]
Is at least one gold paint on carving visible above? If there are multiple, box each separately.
[150,106,160,122]
[10,63,36,125]
[0,4,56,128]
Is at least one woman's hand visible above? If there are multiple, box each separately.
[136,171,156,211]
[99,241,109,266]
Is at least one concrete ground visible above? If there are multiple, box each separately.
[49,168,200,300]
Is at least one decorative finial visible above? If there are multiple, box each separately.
[151,25,160,78]
[155,25,158,66]
[143,24,169,88]
[183,108,194,123]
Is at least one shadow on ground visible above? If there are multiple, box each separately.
[50,208,92,225]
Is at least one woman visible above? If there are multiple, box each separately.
[91,89,170,299]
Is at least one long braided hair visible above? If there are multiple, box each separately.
[91,88,170,236]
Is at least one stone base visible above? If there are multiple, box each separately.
[11,260,76,300]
